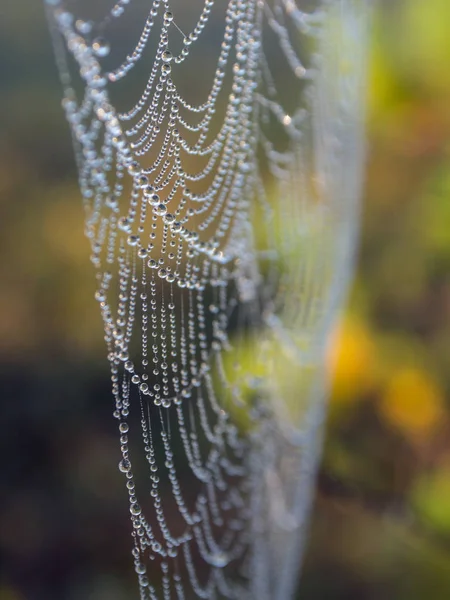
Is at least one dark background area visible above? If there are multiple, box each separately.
[1,1,450,599]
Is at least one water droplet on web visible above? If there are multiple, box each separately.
[55,10,73,27]
[119,459,131,473]
[130,503,142,516]
[138,174,149,188]
[154,203,167,216]
[92,38,110,58]
[148,193,160,206]
[127,234,139,247]
[163,213,175,225]
[118,217,131,232]
[162,50,173,64]
[128,161,140,176]
[75,19,92,35]
[209,552,228,568]
[239,161,251,173]
[112,5,124,18]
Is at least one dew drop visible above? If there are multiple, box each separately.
[295,65,307,78]
[118,217,131,232]
[128,161,140,176]
[113,327,124,339]
[154,203,167,216]
[75,19,92,35]
[148,193,160,206]
[92,37,110,58]
[119,458,131,473]
[238,161,251,173]
[209,552,228,568]
[127,234,139,247]
[130,503,142,516]
[138,174,149,188]
[162,50,173,63]
[163,213,175,225]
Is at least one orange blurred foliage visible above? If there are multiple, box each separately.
[378,367,445,442]
[329,317,376,405]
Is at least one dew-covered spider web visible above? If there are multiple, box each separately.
[46,0,370,598]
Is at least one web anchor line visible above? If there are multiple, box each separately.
[47,0,370,598]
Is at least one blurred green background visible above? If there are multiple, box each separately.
[1,1,450,599]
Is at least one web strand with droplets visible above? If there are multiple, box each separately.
[46,0,370,598]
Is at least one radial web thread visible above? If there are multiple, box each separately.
[46,0,370,598]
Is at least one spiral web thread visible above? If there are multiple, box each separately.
[47,0,370,598]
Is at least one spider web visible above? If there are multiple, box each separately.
[46,0,370,598]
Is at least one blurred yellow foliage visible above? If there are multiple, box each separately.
[368,15,402,121]
[379,367,444,442]
[412,461,450,535]
[397,0,450,95]
[43,190,87,267]
[329,317,375,405]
